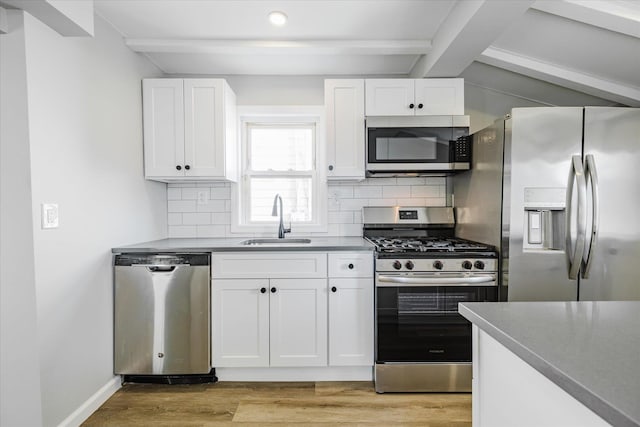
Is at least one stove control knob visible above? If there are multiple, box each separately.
[433,260,444,270]
[405,261,414,270]
[474,260,485,270]
[462,260,473,270]
[392,260,402,270]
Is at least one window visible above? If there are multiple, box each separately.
[232,107,326,233]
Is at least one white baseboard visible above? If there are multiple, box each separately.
[57,376,121,427]
[216,366,373,381]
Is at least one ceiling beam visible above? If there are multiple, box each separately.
[0,0,93,36]
[411,0,535,78]
[532,0,640,38]
[125,39,432,56]
[478,47,640,106]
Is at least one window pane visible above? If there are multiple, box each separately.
[249,126,313,171]
[249,177,312,222]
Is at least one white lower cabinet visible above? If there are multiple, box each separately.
[269,278,327,367]
[212,277,327,368]
[211,251,373,374]
[328,252,374,366]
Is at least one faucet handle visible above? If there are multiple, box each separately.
[284,223,292,234]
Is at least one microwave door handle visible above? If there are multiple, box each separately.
[565,155,587,280]
[582,154,599,279]
[377,274,495,286]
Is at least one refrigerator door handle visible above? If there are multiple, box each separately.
[565,155,587,280]
[582,154,599,279]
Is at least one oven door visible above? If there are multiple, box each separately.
[375,273,497,363]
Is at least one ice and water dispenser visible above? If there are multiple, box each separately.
[523,188,566,251]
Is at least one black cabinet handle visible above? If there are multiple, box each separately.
[409,103,415,109]
[418,103,423,109]
[348,263,354,269]
[185,165,190,170]
[328,165,334,171]
[176,165,182,171]
[331,286,337,293]
[271,287,277,293]
[260,287,267,294]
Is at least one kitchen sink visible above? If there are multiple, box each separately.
[240,238,312,245]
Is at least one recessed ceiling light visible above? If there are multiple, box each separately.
[268,11,288,26]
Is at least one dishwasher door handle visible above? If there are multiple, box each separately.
[137,265,179,272]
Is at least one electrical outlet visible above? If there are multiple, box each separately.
[41,203,59,229]
[197,191,208,205]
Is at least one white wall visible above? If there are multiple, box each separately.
[0,11,166,426]
[0,11,44,427]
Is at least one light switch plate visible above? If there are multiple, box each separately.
[41,203,59,229]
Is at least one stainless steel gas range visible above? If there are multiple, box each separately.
[363,206,498,393]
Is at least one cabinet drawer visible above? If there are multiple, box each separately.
[212,252,327,278]
[328,253,373,278]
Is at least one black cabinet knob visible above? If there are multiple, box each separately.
[176,165,182,171]
[409,103,415,109]
[331,286,337,293]
[185,165,191,170]
[271,287,277,293]
[418,103,423,109]
[328,165,334,171]
[260,287,267,293]
[348,263,354,269]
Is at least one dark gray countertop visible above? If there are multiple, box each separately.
[460,301,640,427]
[112,237,375,253]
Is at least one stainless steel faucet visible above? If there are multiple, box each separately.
[271,194,291,238]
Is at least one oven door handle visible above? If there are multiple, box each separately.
[376,274,496,287]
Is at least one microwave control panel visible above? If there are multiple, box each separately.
[452,136,471,162]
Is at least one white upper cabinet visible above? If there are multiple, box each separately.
[365,78,464,116]
[143,78,237,182]
[324,79,365,180]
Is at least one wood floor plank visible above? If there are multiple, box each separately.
[82,381,471,426]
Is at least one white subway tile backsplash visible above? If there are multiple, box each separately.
[167,187,182,200]
[196,199,226,213]
[167,213,182,225]
[210,186,231,199]
[169,225,197,238]
[367,198,398,207]
[197,225,226,238]
[167,178,448,238]
[168,200,197,213]
[354,186,382,198]
[411,185,442,198]
[183,212,212,225]
[382,186,411,198]
[181,187,203,200]
[328,211,354,224]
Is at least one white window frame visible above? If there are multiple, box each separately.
[231,106,327,235]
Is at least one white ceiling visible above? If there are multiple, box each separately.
[94,0,640,106]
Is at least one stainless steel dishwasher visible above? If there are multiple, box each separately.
[114,253,212,379]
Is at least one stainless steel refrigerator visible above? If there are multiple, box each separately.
[453,107,640,301]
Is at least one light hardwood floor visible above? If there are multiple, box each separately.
[83,381,471,426]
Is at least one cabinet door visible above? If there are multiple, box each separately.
[184,79,225,177]
[269,278,328,367]
[414,78,464,115]
[328,278,374,366]
[143,79,185,177]
[212,279,269,367]
[325,79,365,180]
[365,79,415,116]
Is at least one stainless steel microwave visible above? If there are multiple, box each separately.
[366,116,470,176]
